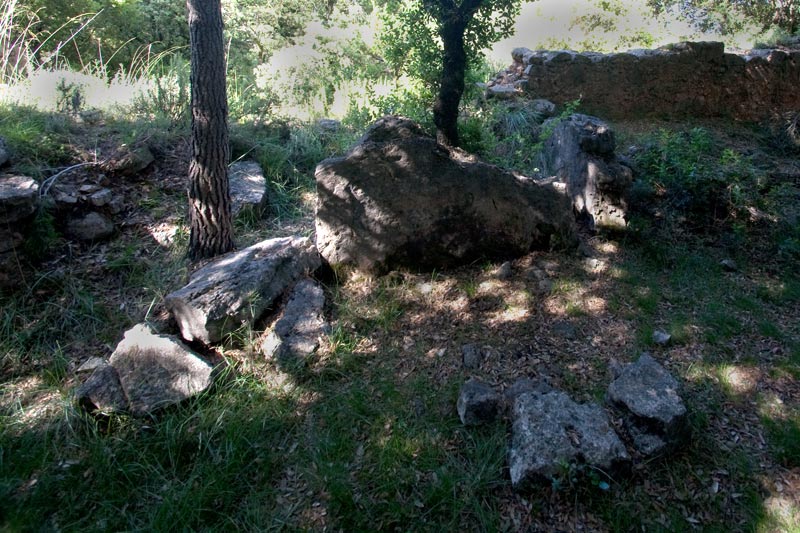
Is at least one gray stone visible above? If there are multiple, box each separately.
[88,188,113,207]
[229,160,269,218]
[531,99,557,117]
[652,329,671,346]
[315,117,576,273]
[66,212,114,241]
[166,236,321,344]
[0,137,9,166]
[720,259,737,272]
[495,261,513,280]
[509,390,630,490]
[537,279,553,294]
[316,119,341,133]
[0,175,38,224]
[461,343,483,369]
[457,378,501,426]
[607,353,689,456]
[75,363,128,413]
[76,356,107,373]
[541,114,633,230]
[108,323,213,415]
[503,376,552,407]
[261,279,328,363]
[487,84,518,99]
[107,146,154,176]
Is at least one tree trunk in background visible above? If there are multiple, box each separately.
[431,0,485,148]
[186,0,234,260]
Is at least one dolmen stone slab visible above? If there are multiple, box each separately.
[76,323,213,415]
[457,378,501,426]
[66,211,115,241]
[607,353,689,457]
[541,114,633,229]
[509,390,630,490]
[261,278,328,363]
[165,236,321,344]
[229,160,269,218]
[315,116,576,272]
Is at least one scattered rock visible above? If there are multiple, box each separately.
[461,343,483,369]
[75,363,128,413]
[165,236,321,344]
[552,320,577,340]
[88,188,113,207]
[487,84,519,99]
[0,175,39,224]
[316,119,342,133]
[66,211,115,241]
[457,378,501,426]
[720,258,738,272]
[107,323,214,416]
[607,353,689,457]
[509,390,630,490]
[229,160,269,218]
[652,329,671,346]
[261,279,328,364]
[537,279,553,294]
[531,99,557,118]
[495,261,513,280]
[315,116,576,272]
[541,114,634,230]
[106,145,154,177]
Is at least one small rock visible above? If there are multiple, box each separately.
[108,146,154,176]
[88,188,113,207]
[495,261,513,279]
[78,184,100,194]
[261,279,328,364]
[607,353,689,457]
[720,259,737,272]
[229,160,269,218]
[652,329,671,346]
[552,320,577,340]
[509,390,630,490]
[66,212,114,241]
[461,343,483,369]
[457,378,501,426]
[316,119,341,133]
[108,323,214,416]
[537,279,553,294]
[531,99,557,118]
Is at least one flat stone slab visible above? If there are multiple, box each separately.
[166,236,321,344]
[109,323,213,415]
[75,363,128,413]
[261,278,328,363]
[607,353,688,456]
[509,390,629,490]
[66,211,115,241]
[229,160,268,217]
[0,175,38,224]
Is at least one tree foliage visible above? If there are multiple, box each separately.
[648,0,799,36]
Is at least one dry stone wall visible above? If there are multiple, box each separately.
[489,41,800,120]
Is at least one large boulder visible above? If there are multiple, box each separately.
[509,390,630,490]
[261,278,329,364]
[165,236,321,344]
[315,116,576,272]
[76,323,214,415]
[607,353,689,457]
[541,114,633,230]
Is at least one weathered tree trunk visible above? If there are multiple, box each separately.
[186,0,234,260]
[431,0,485,147]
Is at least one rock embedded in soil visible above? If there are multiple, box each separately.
[457,378,501,426]
[66,211,115,241]
[165,236,321,344]
[461,343,483,369]
[229,160,269,218]
[509,390,630,490]
[0,175,39,224]
[261,278,328,364]
[652,329,671,346]
[607,353,689,457]
[108,323,214,416]
[315,116,577,272]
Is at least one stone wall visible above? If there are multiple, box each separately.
[488,41,800,121]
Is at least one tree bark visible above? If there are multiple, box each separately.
[186,0,234,260]
[431,0,485,147]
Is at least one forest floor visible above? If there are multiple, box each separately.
[1,115,799,531]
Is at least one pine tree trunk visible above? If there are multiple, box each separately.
[186,0,234,260]
[434,20,467,147]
